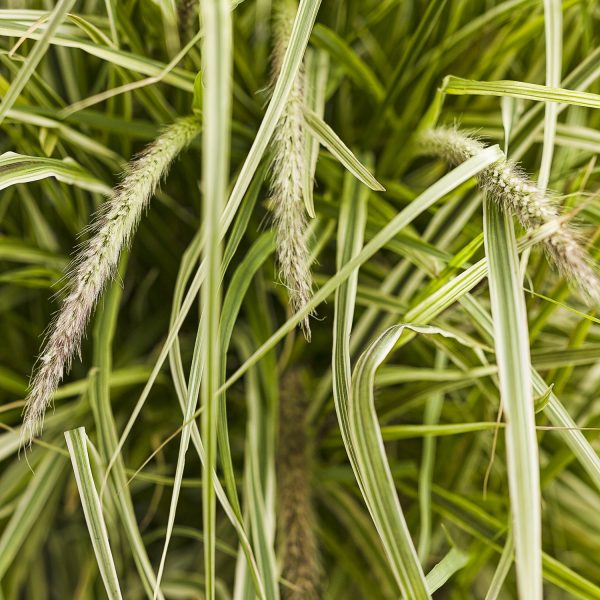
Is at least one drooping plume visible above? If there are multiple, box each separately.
[269,0,313,338]
[418,127,600,304]
[22,115,201,446]
[277,371,320,600]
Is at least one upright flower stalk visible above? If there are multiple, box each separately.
[22,115,201,446]
[418,127,600,303]
[269,0,314,339]
[277,371,320,600]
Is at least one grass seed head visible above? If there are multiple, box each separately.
[277,370,320,600]
[418,126,600,304]
[21,116,201,447]
[268,0,314,339]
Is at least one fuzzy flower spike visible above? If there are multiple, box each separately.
[22,115,201,446]
[277,371,320,600]
[418,127,600,304]
[268,0,314,339]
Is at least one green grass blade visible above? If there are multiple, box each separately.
[154,319,205,599]
[485,528,514,600]
[417,352,446,562]
[171,412,268,598]
[6,107,122,165]
[311,24,384,101]
[416,482,600,598]
[0,450,66,578]
[378,0,448,113]
[152,117,270,600]
[64,427,122,600]
[425,547,469,594]
[200,1,232,598]
[91,261,165,600]
[0,151,110,194]
[442,75,600,109]
[539,0,561,191]
[0,0,77,126]
[331,168,369,487]
[304,109,385,191]
[302,48,328,217]
[155,232,271,600]
[0,20,195,91]
[483,197,541,600]
[381,422,502,440]
[236,333,280,600]
[218,233,275,519]
[220,234,275,355]
[511,46,600,160]
[460,295,600,493]
[0,238,66,269]
[350,325,430,598]
[334,235,600,598]
[350,325,471,598]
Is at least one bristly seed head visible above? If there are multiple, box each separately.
[277,370,321,600]
[418,126,600,305]
[268,0,314,340]
[21,115,201,447]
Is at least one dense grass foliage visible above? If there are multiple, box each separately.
[1,1,600,598]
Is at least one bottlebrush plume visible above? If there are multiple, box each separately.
[21,115,201,446]
[418,126,600,304]
[268,0,314,339]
